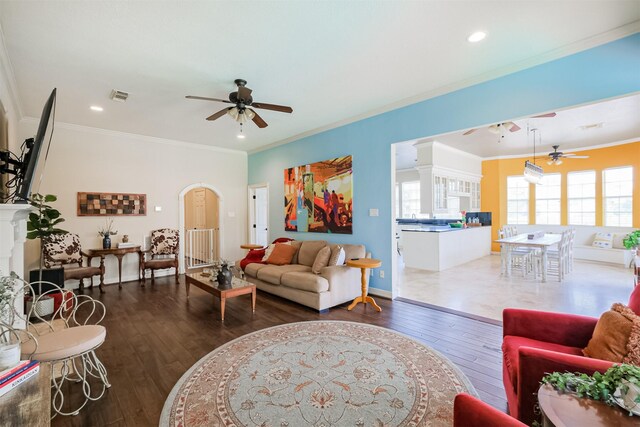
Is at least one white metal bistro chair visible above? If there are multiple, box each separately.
[0,276,110,418]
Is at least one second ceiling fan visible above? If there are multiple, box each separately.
[186,79,293,129]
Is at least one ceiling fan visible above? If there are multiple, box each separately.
[547,145,589,165]
[186,79,293,129]
[462,113,556,136]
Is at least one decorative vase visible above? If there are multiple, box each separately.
[102,235,111,249]
[216,265,233,287]
[122,235,129,243]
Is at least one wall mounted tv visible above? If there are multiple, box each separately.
[0,88,56,203]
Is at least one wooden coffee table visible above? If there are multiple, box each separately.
[538,383,638,426]
[185,272,256,321]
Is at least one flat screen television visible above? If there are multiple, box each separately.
[14,88,57,203]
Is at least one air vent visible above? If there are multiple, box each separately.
[110,89,129,103]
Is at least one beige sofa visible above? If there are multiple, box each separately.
[239,240,370,311]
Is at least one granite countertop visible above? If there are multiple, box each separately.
[401,225,490,232]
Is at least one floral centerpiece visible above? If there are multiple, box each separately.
[98,218,118,249]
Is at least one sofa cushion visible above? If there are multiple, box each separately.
[290,240,303,264]
[612,233,627,249]
[343,244,366,261]
[328,245,345,266]
[583,303,640,364]
[245,263,270,277]
[257,264,312,285]
[266,243,298,265]
[592,232,613,249]
[502,335,583,390]
[281,272,330,293]
[312,246,331,274]
[298,241,328,267]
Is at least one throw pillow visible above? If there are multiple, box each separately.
[312,246,331,274]
[328,245,344,266]
[583,303,640,364]
[266,243,298,266]
[262,241,291,261]
[592,232,613,249]
[336,247,346,265]
[612,233,627,250]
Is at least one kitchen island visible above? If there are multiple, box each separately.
[401,225,491,271]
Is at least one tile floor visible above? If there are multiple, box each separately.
[397,254,634,321]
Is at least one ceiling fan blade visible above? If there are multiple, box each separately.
[509,123,521,132]
[532,112,557,118]
[252,102,293,113]
[237,86,252,101]
[463,129,477,135]
[186,95,233,104]
[206,108,231,121]
[249,109,268,128]
[563,154,590,159]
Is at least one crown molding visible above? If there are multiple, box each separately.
[20,117,247,156]
[0,22,23,119]
[249,21,640,156]
[481,137,639,161]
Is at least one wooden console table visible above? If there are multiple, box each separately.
[0,363,51,426]
[87,246,142,288]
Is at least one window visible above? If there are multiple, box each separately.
[401,181,420,218]
[567,171,596,225]
[603,166,633,226]
[535,173,561,225]
[507,176,529,224]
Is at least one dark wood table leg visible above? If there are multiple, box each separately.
[114,253,125,289]
[251,288,256,313]
[185,280,190,297]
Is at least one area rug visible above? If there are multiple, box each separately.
[160,321,476,426]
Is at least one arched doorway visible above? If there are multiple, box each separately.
[178,183,223,273]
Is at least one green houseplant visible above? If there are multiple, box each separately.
[623,230,640,253]
[542,364,640,415]
[26,193,67,282]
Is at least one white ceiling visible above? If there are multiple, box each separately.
[394,93,640,169]
[1,1,639,152]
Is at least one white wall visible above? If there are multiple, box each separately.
[20,120,248,286]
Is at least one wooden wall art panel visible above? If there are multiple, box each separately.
[77,192,146,216]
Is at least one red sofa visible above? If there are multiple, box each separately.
[502,285,640,425]
[454,393,525,427]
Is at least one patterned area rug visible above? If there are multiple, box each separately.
[161,321,476,426]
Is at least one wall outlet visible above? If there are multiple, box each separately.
[379,270,385,278]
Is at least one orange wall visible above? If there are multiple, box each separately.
[482,141,640,251]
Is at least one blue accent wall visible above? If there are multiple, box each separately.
[249,34,640,292]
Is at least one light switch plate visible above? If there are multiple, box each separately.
[154,206,162,212]
[228,211,236,218]
[369,208,379,217]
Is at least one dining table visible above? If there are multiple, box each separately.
[496,233,561,282]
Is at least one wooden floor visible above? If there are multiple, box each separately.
[52,275,506,426]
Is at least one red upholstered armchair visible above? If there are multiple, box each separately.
[502,285,640,425]
[454,394,525,427]
[239,237,293,270]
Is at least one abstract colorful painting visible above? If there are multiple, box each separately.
[284,156,352,234]
[77,192,146,216]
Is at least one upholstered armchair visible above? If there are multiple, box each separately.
[502,285,640,425]
[43,232,105,293]
[140,228,179,284]
[454,394,525,427]
[0,277,110,417]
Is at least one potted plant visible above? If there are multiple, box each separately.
[623,230,640,255]
[26,194,67,282]
[542,364,640,415]
[98,218,118,249]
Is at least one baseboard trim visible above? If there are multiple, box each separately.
[395,297,503,326]
[368,288,393,299]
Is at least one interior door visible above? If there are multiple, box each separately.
[254,187,268,247]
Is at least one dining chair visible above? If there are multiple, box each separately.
[140,228,180,285]
[0,277,110,418]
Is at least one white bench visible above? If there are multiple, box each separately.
[508,224,636,266]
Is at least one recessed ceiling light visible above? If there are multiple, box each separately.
[237,134,246,139]
[90,105,103,112]
[467,31,487,43]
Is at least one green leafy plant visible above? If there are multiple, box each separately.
[26,193,67,280]
[542,364,640,408]
[623,230,640,250]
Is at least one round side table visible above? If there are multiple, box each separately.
[241,244,264,250]
[346,258,382,312]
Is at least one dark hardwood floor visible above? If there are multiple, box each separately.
[52,275,506,426]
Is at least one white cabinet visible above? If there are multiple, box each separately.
[417,166,481,215]
[433,175,448,212]
[470,182,480,211]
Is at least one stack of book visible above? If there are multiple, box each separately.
[117,242,137,249]
[0,360,40,397]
